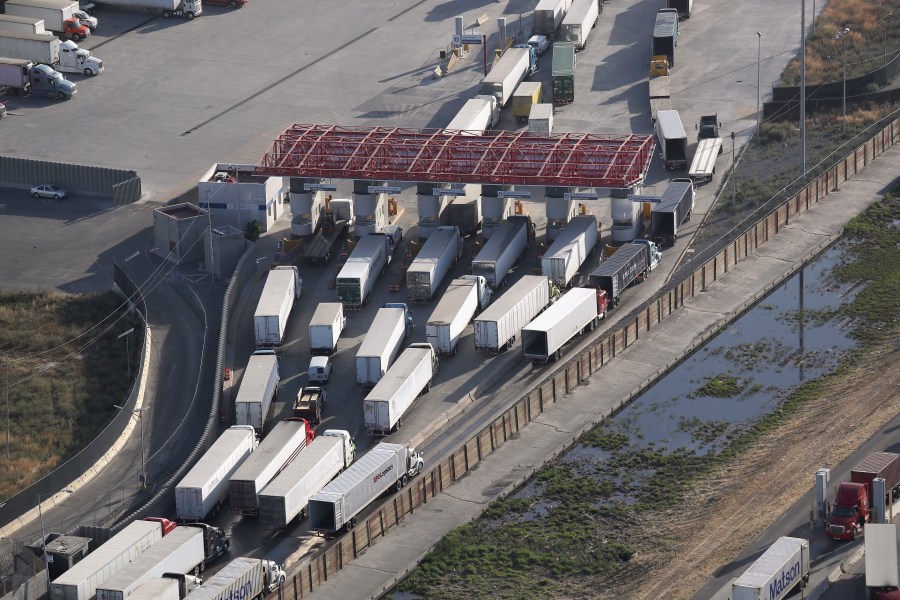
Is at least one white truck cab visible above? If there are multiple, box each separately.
[474,94,501,128]
[58,40,103,75]
[632,238,662,271]
[262,560,286,592]
[459,274,493,310]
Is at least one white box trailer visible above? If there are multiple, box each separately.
[183,558,285,600]
[228,419,313,515]
[257,430,356,528]
[336,234,389,308]
[533,0,573,36]
[406,226,462,302]
[446,97,495,133]
[4,0,76,34]
[0,30,59,64]
[732,537,810,600]
[522,287,599,362]
[540,215,597,287]
[560,0,599,51]
[0,15,50,34]
[234,351,279,433]
[481,47,531,106]
[363,343,438,436]
[426,278,481,356]
[308,302,346,355]
[50,520,164,600]
[866,524,899,595]
[253,266,301,348]
[529,103,554,134]
[472,216,529,289]
[175,425,257,521]
[126,578,179,600]
[95,528,204,600]
[93,0,201,19]
[474,275,551,352]
[355,307,407,387]
[308,442,424,535]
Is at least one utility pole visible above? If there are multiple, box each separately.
[801,0,807,176]
[835,27,851,135]
[5,361,9,460]
[757,32,762,132]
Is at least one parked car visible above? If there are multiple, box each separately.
[527,34,550,56]
[308,356,332,383]
[31,184,67,199]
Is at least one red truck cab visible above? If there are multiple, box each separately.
[63,18,90,41]
[827,482,869,540]
[580,284,609,320]
[145,517,177,535]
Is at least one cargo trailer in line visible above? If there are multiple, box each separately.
[649,178,695,245]
[253,266,301,348]
[471,215,531,289]
[363,343,438,435]
[529,103,554,133]
[540,215,597,288]
[234,351,279,433]
[183,557,285,600]
[175,425,257,521]
[588,242,655,307]
[406,226,462,302]
[257,430,356,528]
[552,41,576,105]
[533,0,573,37]
[444,195,482,236]
[228,418,314,515]
[336,233,389,308]
[308,442,424,535]
[655,109,688,170]
[127,574,200,600]
[445,95,499,133]
[731,537,809,600]
[522,287,602,362]
[474,275,552,352]
[865,524,899,599]
[426,276,491,356]
[92,0,201,19]
[512,81,542,122]
[652,8,679,67]
[560,0,599,51]
[308,302,345,355]
[0,14,51,34]
[355,307,407,387]
[481,46,533,107]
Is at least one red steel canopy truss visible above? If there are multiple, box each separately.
[256,125,655,188]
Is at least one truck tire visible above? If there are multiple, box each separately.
[162,9,171,16]
[84,68,94,76]
[56,91,65,99]
[229,0,236,5]
[186,11,195,18]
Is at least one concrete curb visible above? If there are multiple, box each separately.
[807,544,866,600]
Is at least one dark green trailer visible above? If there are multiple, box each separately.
[551,42,575,105]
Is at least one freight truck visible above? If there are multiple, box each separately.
[444,195,482,236]
[257,429,356,528]
[182,557,285,600]
[533,0,573,37]
[522,287,603,362]
[552,41,576,105]
[512,81,542,122]
[652,8,679,67]
[363,343,438,435]
[474,275,552,352]
[426,276,492,356]
[0,58,75,99]
[308,442,424,535]
[228,418,314,515]
[541,215,597,288]
[560,0,599,51]
[445,95,500,133]
[529,103,554,134]
[481,46,536,107]
[356,307,407,387]
[0,32,101,75]
[0,14,52,34]
[731,537,810,600]
[127,574,200,600]
[253,266,301,348]
[95,527,205,600]
[407,226,462,302]
[588,240,661,307]
[292,386,325,426]
[666,0,692,19]
[649,178,694,245]
[648,73,671,123]
[471,215,531,289]
[234,350,279,433]
[175,425,257,521]
[866,524,900,600]
[50,520,165,600]
[655,109,688,171]
[336,233,390,308]
[3,0,90,40]
[93,0,201,19]
[826,451,900,541]
[308,302,345,355]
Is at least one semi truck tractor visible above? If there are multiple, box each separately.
[175,425,257,521]
[426,276,491,356]
[183,557,285,600]
[336,233,390,308]
[93,0,201,19]
[522,286,605,362]
[253,265,301,348]
[406,226,462,302]
[0,32,100,75]
[471,215,531,289]
[541,215,598,288]
[480,46,536,107]
[474,275,552,352]
[308,302,345,355]
[257,429,356,528]
[3,0,90,40]
[731,537,810,600]
[826,451,900,541]
[356,307,407,387]
[588,240,661,307]
[228,418,314,515]
[533,0,573,37]
[363,343,438,436]
[234,350,279,433]
[308,442,424,536]
[560,0,599,51]
[0,58,75,99]
[649,178,695,245]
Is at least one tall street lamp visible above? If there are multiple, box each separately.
[835,27,851,135]
[757,32,763,132]
[114,405,148,491]
[117,327,135,382]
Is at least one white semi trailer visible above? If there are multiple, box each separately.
[406,226,462,302]
[731,537,810,600]
[521,287,601,362]
[363,343,438,436]
[540,215,598,288]
[234,351,279,433]
[355,307,407,387]
[474,275,552,352]
[183,558,285,600]
[253,266,301,348]
[425,276,491,356]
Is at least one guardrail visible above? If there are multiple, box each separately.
[265,116,900,599]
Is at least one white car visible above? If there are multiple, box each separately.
[31,184,67,199]
[308,356,332,383]
[527,35,550,56]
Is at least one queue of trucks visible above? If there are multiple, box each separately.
[0,31,101,75]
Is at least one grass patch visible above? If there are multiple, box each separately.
[691,374,744,398]
[0,291,141,501]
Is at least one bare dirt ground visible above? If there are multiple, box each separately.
[588,338,900,600]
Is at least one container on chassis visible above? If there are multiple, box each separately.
[529,103,554,133]
[649,178,694,246]
[93,0,201,19]
[234,351,279,433]
[551,42,575,105]
[363,343,437,436]
[512,81,542,121]
[471,215,530,289]
[540,215,597,287]
[560,0,599,51]
[444,195,482,236]
[308,302,345,355]
[175,425,257,521]
[426,278,482,356]
[406,226,462,302]
[522,287,600,362]
[688,137,722,183]
[355,307,407,387]
[50,520,164,600]
[480,47,531,106]
[731,537,810,600]
[336,233,389,308]
[652,9,679,67]
[308,442,424,535]
[95,528,205,600]
[0,15,51,34]
[257,430,356,528]
[588,243,650,307]
[183,557,285,600]
[228,418,313,515]
[474,275,551,352]
[533,0,573,36]
[253,266,301,348]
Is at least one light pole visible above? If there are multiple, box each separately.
[883,13,893,66]
[114,405,148,491]
[757,32,762,132]
[118,327,135,382]
[801,0,807,176]
[835,27,851,135]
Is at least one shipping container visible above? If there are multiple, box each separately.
[540,215,597,287]
[471,215,530,289]
[363,344,437,435]
[426,278,480,356]
[522,287,599,361]
[336,234,388,308]
[308,302,345,355]
[474,275,551,351]
[552,42,576,104]
[407,226,462,302]
[356,307,407,387]
[234,352,279,432]
[560,0,599,50]
[732,537,810,600]
[533,0,573,36]
[253,266,301,348]
[512,81,542,121]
